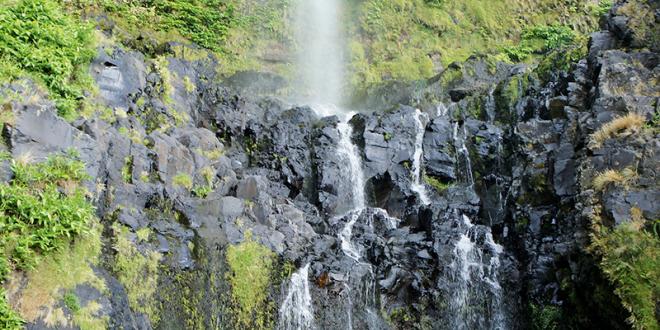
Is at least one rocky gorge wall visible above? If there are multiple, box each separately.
[0,0,658,329]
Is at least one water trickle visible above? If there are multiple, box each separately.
[447,214,506,330]
[452,122,475,185]
[485,87,497,123]
[410,109,430,205]
[278,264,315,330]
[339,210,362,262]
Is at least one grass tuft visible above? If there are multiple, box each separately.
[590,113,646,149]
[593,168,638,191]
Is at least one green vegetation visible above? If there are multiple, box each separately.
[221,0,293,75]
[6,217,106,328]
[0,0,96,120]
[226,231,275,329]
[192,166,215,198]
[112,223,162,325]
[63,291,81,312]
[503,24,580,62]
[0,290,23,330]
[0,152,98,327]
[0,153,92,270]
[591,217,659,329]
[122,156,134,183]
[173,172,194,190]
[423,174,452,193]
[69,0,234,52]
[530,303,561,330]
[348,0,601,90]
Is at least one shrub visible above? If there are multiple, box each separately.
[591,221,659,329]
[226,232,275,328]
[0,0,96,119]
[590,113,646,149]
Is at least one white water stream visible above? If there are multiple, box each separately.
[410,109,430,205]
[278,264,315,330]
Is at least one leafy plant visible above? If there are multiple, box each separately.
[0,0,96,119]
[503,24,579,62]
[0,288,24,330]
[72,0,235,52]
[0,153,95,326]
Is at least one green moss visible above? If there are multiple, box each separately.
[0,0,96,120]
[112,223,162,325]
[617,0,660,49]
[225,231,275,329]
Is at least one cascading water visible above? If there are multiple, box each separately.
[447,214,507,330]
[453,122,475,186]
[410,109,430,204]
[278,264,315,330]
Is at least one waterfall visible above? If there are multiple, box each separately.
[453,122,475,185]
[294,0,344,105]
[485,87,496,123]
[336,120,366,209]
[278,264,315,330]
[410,109,430,205]
[447,215,506,330]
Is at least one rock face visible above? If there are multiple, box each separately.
[2,1,658,329]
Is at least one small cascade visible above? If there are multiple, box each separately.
[336,119,366,209]
[485,87,497,123]
[410,109,430,205]
[278,264,315,330]
[452,122,475,185]
[339,210,362,262]
[447,214,506,330]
